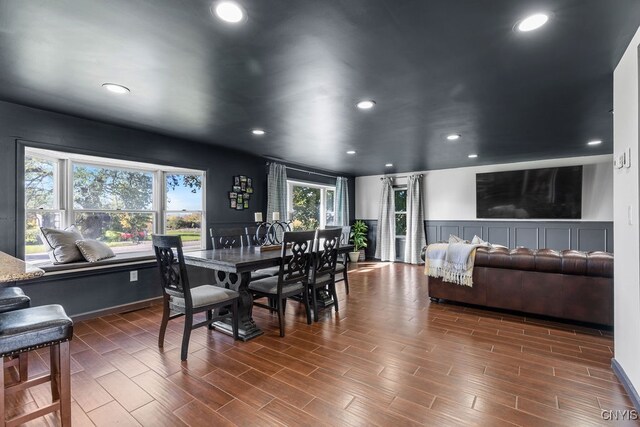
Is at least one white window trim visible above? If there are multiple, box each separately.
[25,147,206,259]
[286,179,336,229]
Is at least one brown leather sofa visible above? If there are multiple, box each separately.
[427,247,614,326]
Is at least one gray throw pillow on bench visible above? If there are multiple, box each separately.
[40,225,85,264]
[75,239,116,263]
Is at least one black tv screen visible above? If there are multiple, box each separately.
[476,166,583,219]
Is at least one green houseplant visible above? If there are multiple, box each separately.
[349,220,368,263]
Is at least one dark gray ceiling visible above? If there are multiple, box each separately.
[0,0,638,176]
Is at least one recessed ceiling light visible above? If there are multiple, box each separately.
[587,140,602,146]
[385,163,393,167]
[102,83,130,94]
[356,100,376,109]
[468,154,478,158]
[251,129,265,135]
[346,150,356,155]
[213,1,245,23]
[516,13,549,32]
[446,134,461,141]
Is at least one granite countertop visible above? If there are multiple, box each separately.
[0,251,45,283]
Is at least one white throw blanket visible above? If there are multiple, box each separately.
[424,242,480,287]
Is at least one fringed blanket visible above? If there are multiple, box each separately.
[424,242,480,287]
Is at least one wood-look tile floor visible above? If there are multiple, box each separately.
[5,263,638,426]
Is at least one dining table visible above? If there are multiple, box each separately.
[183,244,353,341]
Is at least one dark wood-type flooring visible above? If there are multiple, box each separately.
[4,263,638,426]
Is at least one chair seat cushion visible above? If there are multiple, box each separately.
[253,266,281,277]
[0,304,73,356]
[170,285,238,309]
[335,264,345,273]
[311,273,333,285]
[0,287,30,314]
[248,276,304,295]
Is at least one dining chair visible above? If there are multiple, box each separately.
[309,227,342,321]
[152,235,240,361]
[247,230,315,337]
[244,226,280,278]
[333,226,351,294]
[209,227,245,249]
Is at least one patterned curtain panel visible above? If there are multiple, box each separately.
[335,177,349,226]
[267,163,287,222]
[375,177,396,261]
[404,174,426,264]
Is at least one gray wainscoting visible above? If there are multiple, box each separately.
[424,220,613,252]
[359,219,613,261]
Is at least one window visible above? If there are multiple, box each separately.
[395,188,407,236]
[24,148,205,262]
[287,180,336,230]
[164,173,204,250]
[25,155,62,259]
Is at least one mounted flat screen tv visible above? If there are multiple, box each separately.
[476,166,582,219]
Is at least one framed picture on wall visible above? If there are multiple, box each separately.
[229,174,253,211]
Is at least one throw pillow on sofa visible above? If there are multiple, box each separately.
[76,239,116,263]
[448,234,465,244]
[40,225,85,264]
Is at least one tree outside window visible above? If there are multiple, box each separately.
[395,188,407,236]
[287,181,336,231]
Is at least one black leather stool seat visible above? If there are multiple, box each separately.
[0,305,73,357]
[0,287,30,314]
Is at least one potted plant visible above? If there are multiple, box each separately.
[349,220,368,263]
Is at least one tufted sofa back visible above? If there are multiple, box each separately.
[474,247,613,278]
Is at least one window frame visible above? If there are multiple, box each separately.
[25,153,65,234]
[394,186,407,237]
[286,179,337,230]
[23,147,206,262]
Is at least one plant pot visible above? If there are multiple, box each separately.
[348,251,360,263]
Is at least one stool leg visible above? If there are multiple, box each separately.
[1,359,5,424]
[59,342,71,426]
[18,353,28,383]
[50,343,60,402]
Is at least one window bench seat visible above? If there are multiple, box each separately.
[38,253,157,277]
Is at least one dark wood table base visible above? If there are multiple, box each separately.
[211,270,263,341]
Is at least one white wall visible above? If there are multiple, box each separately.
[356,155,613,221]
[613,27,640,398]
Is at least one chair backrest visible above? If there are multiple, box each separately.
[210,228,245,250]
[340,226,351,245]
[152,235,193,308]
[245,226,268,247]
[277,230,316,291]
[314,228,342,277]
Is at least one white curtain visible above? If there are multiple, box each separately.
[267,163,287,222]
[375,177,396,261]
[404,174,426,264]
[335,177,349,226]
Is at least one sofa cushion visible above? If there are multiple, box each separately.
[40,225,85,264]
[76,239,116,263]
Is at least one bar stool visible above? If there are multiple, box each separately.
[0,304,73,427]
[0,287,31,383]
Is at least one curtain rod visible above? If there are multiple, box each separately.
[380,175,408,180]
[286,166,339,179]
[266,161,340,179]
